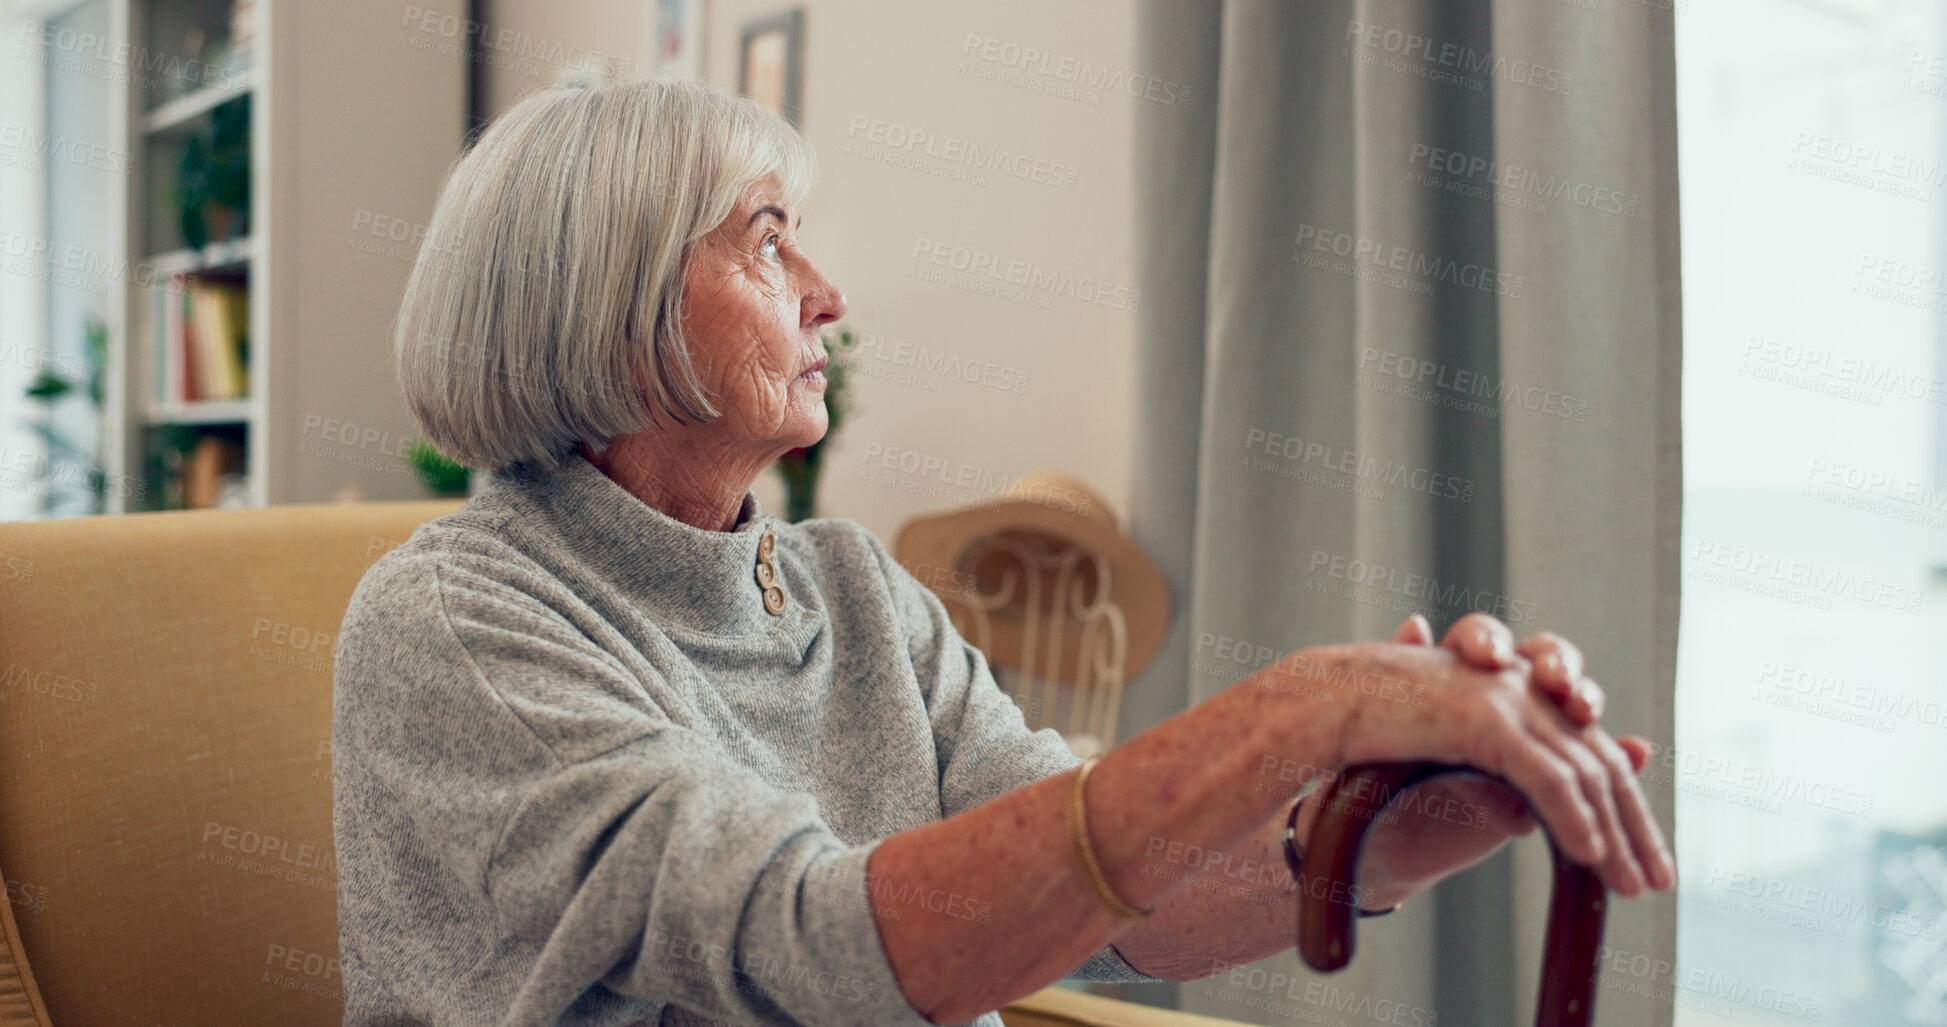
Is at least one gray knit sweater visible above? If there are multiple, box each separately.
[331,451,1158,1027]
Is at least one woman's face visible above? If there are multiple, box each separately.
[679,174,847,457]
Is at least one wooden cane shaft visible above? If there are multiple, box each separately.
[1295,763,1607,1027]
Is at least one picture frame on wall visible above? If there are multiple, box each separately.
[649,0,706,80]
[737,8,804,127]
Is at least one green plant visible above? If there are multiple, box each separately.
[19,314,109,515]
[772,324,863,522]
[406,439,471,496]
[175,95,251,249]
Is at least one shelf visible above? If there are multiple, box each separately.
[144,399,253,426]
[143,68,255,137]
[145,236,254,276]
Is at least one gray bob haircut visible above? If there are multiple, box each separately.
[393,76,816,471]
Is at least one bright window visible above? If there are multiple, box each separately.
[1677,0,1947,1023]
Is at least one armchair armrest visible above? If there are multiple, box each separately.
[1001,987,1252,1027]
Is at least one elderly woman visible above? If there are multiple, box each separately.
[332,77,1673,1027]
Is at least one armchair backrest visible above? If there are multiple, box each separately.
[0,501,462,1027]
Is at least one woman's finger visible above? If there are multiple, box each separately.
[1617,734,1652,775]
[1471,687,1606,866]
[1390,614,1435,646]
[1517,630,1584,688]
[1599,732,1675,889]
[1442,612,1516,669]
[1517,631,1597,726]
[1534,719,1645,896]
[1579,678,1607,722]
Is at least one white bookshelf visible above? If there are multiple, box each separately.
[61,0,470,512]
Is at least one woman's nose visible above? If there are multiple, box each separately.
[801,262,847,327]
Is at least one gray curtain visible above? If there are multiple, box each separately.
[1117,2,1681,1025]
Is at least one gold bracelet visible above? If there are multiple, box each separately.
[1066,756,1155,920]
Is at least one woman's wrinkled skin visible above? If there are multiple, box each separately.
[581,174,845,532]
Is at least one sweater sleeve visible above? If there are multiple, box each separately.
[332,545,942,1027]
[861,528,1164,985]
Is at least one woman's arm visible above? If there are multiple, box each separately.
[868,639,1670,1025]
[1098,614,1661,982]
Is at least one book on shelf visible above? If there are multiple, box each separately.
[183,435,246,508]
[154,273,249,405]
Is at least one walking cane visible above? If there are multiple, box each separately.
[1293,763,1608,1027]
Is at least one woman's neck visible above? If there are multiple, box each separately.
[578,432,776,532]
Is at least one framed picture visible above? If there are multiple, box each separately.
[648,0,706,80]
[738,9,804,126]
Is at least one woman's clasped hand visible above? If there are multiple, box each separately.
[1277,612,1676,905]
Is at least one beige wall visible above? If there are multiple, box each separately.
[477,0,1139,548]
[473,0,648,114]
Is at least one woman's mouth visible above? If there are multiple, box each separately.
[798,355,828,384]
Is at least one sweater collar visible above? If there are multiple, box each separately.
[484,451,784,636]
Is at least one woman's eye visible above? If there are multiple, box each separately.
[760,234,781,260]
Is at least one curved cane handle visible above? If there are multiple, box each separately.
[1296,763,1607,1027]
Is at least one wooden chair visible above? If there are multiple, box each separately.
[894,472,1170,757]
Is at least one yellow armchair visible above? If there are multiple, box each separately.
[0,503,1237,1026]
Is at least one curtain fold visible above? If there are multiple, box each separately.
[1124,2,1681,1024]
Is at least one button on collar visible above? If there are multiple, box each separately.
[756,524,786,615]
